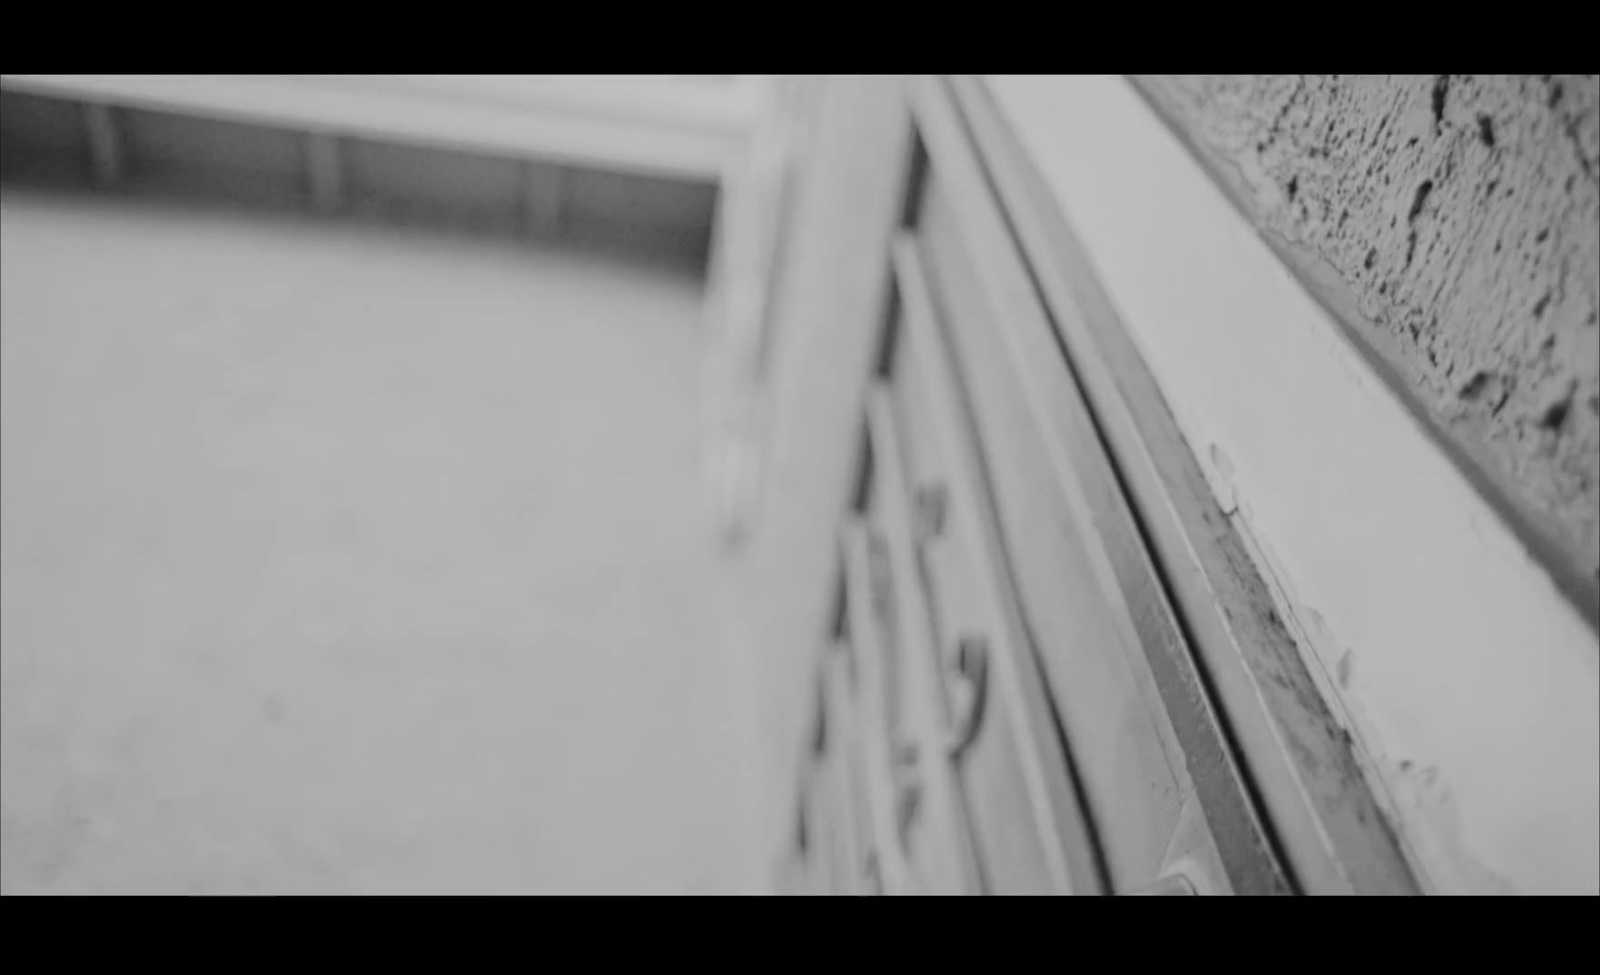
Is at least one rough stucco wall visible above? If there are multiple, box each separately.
[1132,75,1599,613]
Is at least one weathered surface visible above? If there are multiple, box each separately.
[1133,75,1599,611]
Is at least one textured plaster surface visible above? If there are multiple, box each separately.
[1135,75,1599,600]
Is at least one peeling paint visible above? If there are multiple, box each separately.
[1224,501,1421,872]
[1208,443,1238,514]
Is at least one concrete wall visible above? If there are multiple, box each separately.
[1132,76,1599,618]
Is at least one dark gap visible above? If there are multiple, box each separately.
[1541,394,1573,432]
[871,268,904,383]
[849,415,876,516]
[898,133,931,230]
[1408,180,1434,222]
[829,564,849,641]
[811,679,829,756]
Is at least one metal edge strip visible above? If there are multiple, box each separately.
[908,75,1291,896]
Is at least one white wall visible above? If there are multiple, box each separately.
[0,194,764,894]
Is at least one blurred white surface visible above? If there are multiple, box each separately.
[0,192,764,894]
